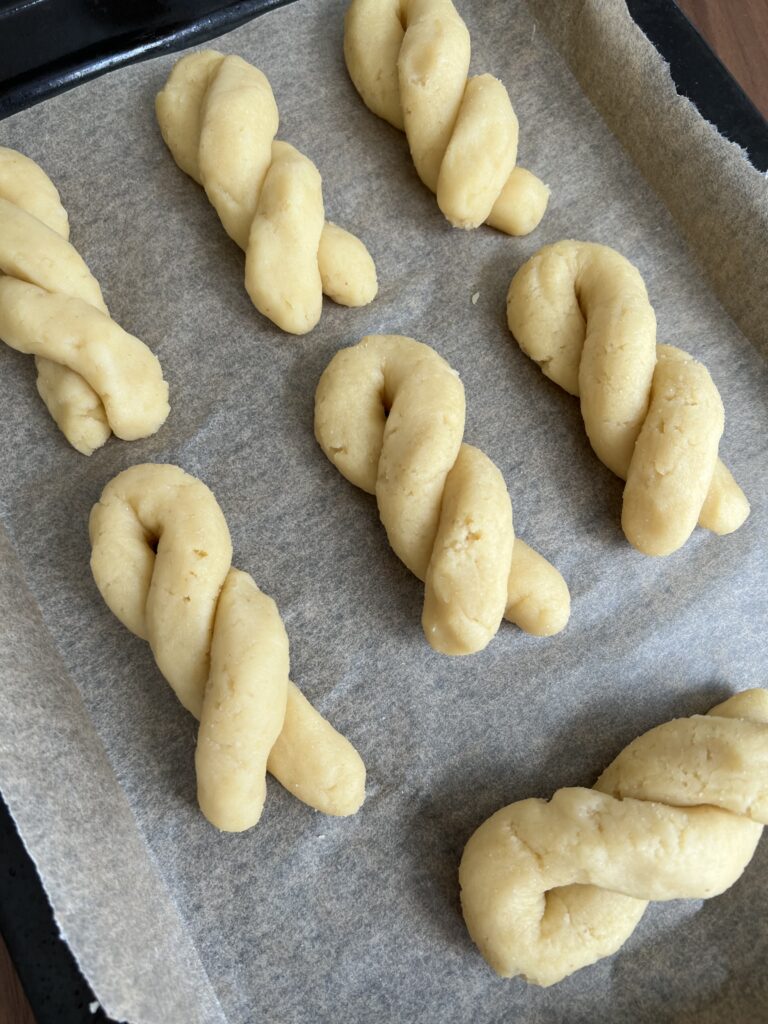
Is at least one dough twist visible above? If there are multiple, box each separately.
[507,240,750,555]
[315,335,569,655]
[460,688,768,986]
[156,51,378,335]
[344,0,549,234]
[90,464,366,832]
[0,147,169,455]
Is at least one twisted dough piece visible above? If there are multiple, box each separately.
[315,335,569,655]
[156,51,378,335]
[460,688,768,986]
[344,0,549,234]
[90,464,366,832]
[507,240,750,555]
[0,148,169,455]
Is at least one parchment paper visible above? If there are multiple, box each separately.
[1,2,767,1022]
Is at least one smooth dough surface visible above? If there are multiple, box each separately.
[507,239,749,554]
[344,0,549,234]
[315,334,569,654]
[460,689,768,986]
[90,464,365,831]
[156,51,377,334]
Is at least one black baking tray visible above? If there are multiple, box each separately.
[1,0,767,168]
[1,3,767,1023]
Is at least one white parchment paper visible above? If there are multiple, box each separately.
[1,2,766,1022]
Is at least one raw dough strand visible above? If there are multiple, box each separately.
[90,463,366,832]
[460,688,768,986]
[506,240,749,555]
[0,147,169,455]
[344,0,549,234]
[156,51,378,335]
[315,334,570,655]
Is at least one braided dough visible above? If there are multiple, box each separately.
[90,464,366,832]
[0,147,169,455]
[315,335,569,655]
[507,240,750,555]
[156,51,378,334]
[460,688,768,986]
[344,0,548,234]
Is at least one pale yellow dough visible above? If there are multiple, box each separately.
[156,51,378,335]
[0,147,169,455]
[315,334,570,655]
[507,240,749,555]
[460,689,768,986]
[89,464,366,832]
[344,0,548,234]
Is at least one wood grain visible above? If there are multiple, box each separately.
[0,932,36,1024]
[677,0,768,117]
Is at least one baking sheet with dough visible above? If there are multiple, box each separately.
[0,1,766,1021]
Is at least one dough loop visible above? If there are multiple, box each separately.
[156,51,378,334]
[315,334,569,655]
[507,240,749,555]
[0,147,169,455]
[344,0,549,234]
[460,688,768,985]
[90,464,366,832]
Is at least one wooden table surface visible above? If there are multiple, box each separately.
[678,0,768,118]
[1,3,766,1023]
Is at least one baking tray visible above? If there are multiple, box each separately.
[1,2,766,1023]
[1,0,766,169]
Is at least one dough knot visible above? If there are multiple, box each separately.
[315,334,570,655]
[156,51,378,334]
[344,0,549,234]
[90,463,366,832]
[0,147,169,455]
[460,688,768,985]
[507,240,749,555]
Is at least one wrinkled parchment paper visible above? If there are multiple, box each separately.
[1,2,767,1021]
